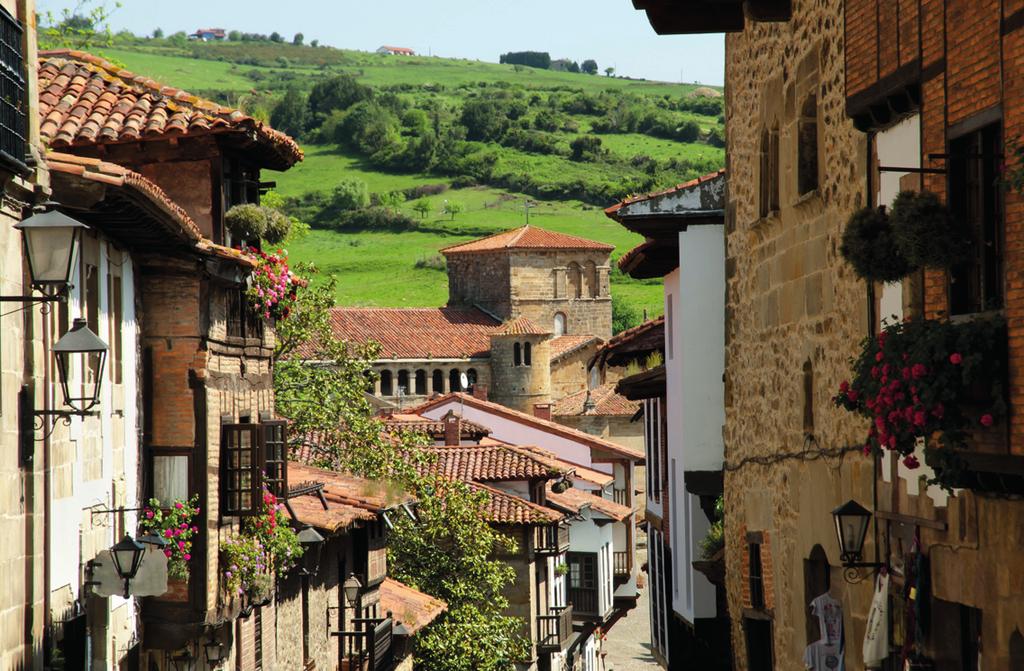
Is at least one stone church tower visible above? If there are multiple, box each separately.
[487,317,553,412]
[441,225,614,339]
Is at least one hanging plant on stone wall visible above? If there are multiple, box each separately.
[833,316,1006,489]
[840,206,913,282]
[889,190,966,269]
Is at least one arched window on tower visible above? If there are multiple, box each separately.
[466,368,478,390]
[397,369,410,397]
[380,370,393,397]
[567,262,583,299]
[415,369,427,395]
[584,261,598,298]
[432,369,444,394]
[553,312,566,336]
[514,342,522,366]
[449,369,462,392]
[524,342,532,366]
[798,94,819,196]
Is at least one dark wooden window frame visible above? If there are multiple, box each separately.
[0,5,26,173]
[749,542,765,610]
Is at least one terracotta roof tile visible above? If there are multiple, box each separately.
[552,383,640,417]
[381,413,491,440]
[469,481,564,525]
[38,51,302,169]
[417,445,566,482]
[494,316,549,336]
[509,446,614,487]
[408,393,644,461]
[591,317,664,369]
[550,335,601,361]
[283,462,413,534]
[546,485,633,522]
[604,169,726,216]
[309,307,500,360]
[380,578,447,635]
[440,225,614,255]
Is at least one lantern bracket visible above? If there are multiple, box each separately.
[842,562,885,584]
[32,409,98,442]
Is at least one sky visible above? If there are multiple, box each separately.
[37,0,726,85]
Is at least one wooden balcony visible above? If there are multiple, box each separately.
[568,587,598,617]
[536,605,573,653]
[613,551,631,581]
[612,488,630,507]
[534,524,570,556]
[335,616,394,671]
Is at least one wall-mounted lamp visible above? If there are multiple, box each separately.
[1,206,89,302]
[109,534,146,599]
[832,499,884,582]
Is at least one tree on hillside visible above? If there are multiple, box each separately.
[567,61,581,74]
[412,198,432,219]
[308,73,373,119]
[292,32,304,46]
[569,135,604,162]
[270,31,283,43]
[605,66,616,77]
[328,179,371,213]
[338,101,403,158]
[310,39,319,48]
[152,27,163,39]
[581,59,598,75]
[460,100,510,142]
[270,87,308,139]
[442,200,464,221]
[228,29,241,41]
[40,0,118,49]
[498,51,551,70]
[612,294,642,334]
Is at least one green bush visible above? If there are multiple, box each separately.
[224,204,268,241]
[889,190,966,269]
[840,207,913,283]
[569,135,604,162]
[332,207,418,232]
[329,179,371,212]
[263,208,293,244]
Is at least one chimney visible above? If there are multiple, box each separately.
[533,403,552,421]
[443,409,461,446]
[473,384,489,401]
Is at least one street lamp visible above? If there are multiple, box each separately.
[204,638,226,666]
[168,648,195,671]
[138,531,169,549]
[110,534,146,598]
[53,318,108,413]
[4,207,90,300]
[296,526,325,576]
[343,573,363,607]
[831,499,873,564]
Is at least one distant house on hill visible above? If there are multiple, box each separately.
[377,45,415,55]
[190,27,226,41]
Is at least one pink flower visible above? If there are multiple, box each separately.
[847,390,859,401]
[164,549,172,558]
[981,414,994,427]
[887,435,897,449]
[911,363,927,379]
[183,553,191,561]
[164,529,173,538]
[175,502,184,510]
[913,411,926,427]
[902,455,920,469]
[875,351,884,362]
[178,541,186,550]
[145,510,154,519]
[950,352,963,365]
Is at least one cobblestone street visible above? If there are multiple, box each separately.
[603,548,660,671]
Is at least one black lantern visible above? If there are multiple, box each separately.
[204,638,226,666]
[168,649,195,671]
[296,526,325,576]
[53,318,108,413]
[14,207,89,298]
[137,532,169,549]
[832,499,872,564]
[343,573,363,607]
[110,534,146,598]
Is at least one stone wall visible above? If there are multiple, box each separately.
[489,335,552,413]
[722,0,877,667]
[509,251,611,339]
[549,342,599,401]
[446,252,512,318]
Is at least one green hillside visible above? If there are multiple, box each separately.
[100,38,723,319]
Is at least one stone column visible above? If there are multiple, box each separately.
[598,266,611,298]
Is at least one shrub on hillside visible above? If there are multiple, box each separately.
[331,207,418,232]
[329,179,371,212]
[500,128,563,155]
[270,87,308,138]
[308,73,373,118]
[499,51,551,69]
[460,100,511,142]
[569,135,604,162]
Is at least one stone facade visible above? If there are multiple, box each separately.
[488,333,552,413]
[721,0,877,668]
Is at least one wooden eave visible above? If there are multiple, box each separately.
[615,365,667,401]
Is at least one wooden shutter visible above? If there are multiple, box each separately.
[262,420,288,499]
[222,423,263,516]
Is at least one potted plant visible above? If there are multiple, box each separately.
[840,206,913,283]
[139,495,200,580]
[889,190,965,269]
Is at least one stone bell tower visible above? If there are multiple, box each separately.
[487,317,552,413]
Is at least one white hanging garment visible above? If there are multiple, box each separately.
[863,572,890,668]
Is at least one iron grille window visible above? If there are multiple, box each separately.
[222,423,262,516]
[262,421,288,499]
[0,6,25,170]
[949,123,1003,315]
[749,543,765,610]
[227,289,265,341]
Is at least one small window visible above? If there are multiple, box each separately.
[759,126,780,217]
[449,369,462,392]
[584,261,598,298]
[106,258,123,385]
[0,6,26,169]
[262,421,288,500]
[514,342,522,366]
[222,423,263,516]
[380,370,393,396]
[432,369,444,393]
[798,94,819,196]
[524,342,532,366]
[466,368,477,389]
[749,543,765,609]
[414,369,427,395]
[397,370,410,396]
[949,123,1003,315]
[553,312,566,336]
[153,453,189,504]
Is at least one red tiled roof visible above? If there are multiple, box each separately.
[382,413,491,440]
[550,335,600,361]
[494,316,549,336]
[591,317,665,369]
[511,446,614,487]
[409,393,644,461]
[315,307,501,359]
[469,481,564,525]
[604,169,726,217]
[46,151,201,243]
[440,225,614,255]
[552,383,640,417]
[546,485,633,522]
[380,578,447,635]
[38,50,303,169]
[284,462,413,533]
[417,445,566,482]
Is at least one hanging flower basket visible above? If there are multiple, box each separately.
[220,489,303,601]
[833,316,1006,487]
[840,206,913,283]
[889,190,966,269]
[244,245,299,321]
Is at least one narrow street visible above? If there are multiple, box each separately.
[604,548,660,671]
